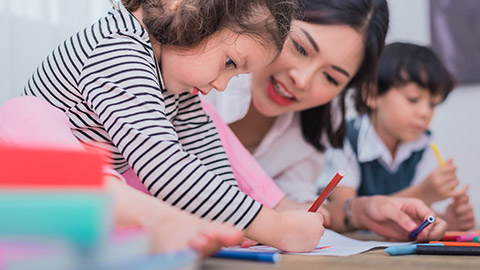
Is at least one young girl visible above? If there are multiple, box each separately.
[320,42,475,231]
[204,0,447,240]
[12,0,326,252]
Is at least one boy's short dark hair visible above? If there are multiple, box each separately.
[376,42,455,100]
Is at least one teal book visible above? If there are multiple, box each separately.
[0,191,111,247]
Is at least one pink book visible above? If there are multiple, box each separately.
[0,146,103,189]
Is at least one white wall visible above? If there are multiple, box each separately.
[387,0,480,222]
[0,0,111,104]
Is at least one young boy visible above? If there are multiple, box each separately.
[320,42,475,231]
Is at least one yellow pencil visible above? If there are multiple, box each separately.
[430,143,445,167]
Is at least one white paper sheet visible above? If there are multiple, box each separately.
[222,229,411,256]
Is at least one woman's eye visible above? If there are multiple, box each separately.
[323,72,339,86]
[407,97,419,103]
[225,57,237,68]
[292,39,308,56]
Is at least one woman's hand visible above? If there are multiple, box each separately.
[351,196,447,242]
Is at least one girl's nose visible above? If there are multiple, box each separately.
[210,75,231,92]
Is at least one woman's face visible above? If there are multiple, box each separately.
[251,20,365,117]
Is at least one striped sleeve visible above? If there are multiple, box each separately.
[78,36,262,229]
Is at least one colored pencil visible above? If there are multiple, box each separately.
[430,143,445,167]
[416,245,480,256]
[408,216,435,241]
[385,243,443,256]
[456,234,477,242]
[440,231,480,241]
[308,170,345,212]
[213,250,280,263]
[430,241,480,247]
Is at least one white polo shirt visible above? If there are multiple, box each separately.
[317,114,439,191]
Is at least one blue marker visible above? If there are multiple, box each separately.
[212,250,280,263]
[385,243,444,256]
[408,216,435,241]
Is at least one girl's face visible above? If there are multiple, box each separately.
[250,20,364,117]
[371,83,442,145]
[160,29,277,95]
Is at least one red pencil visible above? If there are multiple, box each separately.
[308,170,345,212]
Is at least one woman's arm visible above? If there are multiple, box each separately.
[201,99,286,208]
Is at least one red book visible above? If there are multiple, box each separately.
[0,146,103,188]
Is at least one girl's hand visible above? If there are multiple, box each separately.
[418,158,461,204]
[245,207,324,253]
[240,238,259,247]
[444,185,475,231]
[274,198,331,227]
[275,210,325,252]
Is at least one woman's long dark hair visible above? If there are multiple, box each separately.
[299,0,389,151]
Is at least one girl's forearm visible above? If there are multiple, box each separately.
[244,207,282,247]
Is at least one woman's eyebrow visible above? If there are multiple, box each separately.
[299,27,350,78]
[333,66,350,78]
[301,28,318,52]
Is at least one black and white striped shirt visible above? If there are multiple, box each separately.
[24,4,262,229]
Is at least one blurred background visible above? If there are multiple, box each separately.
[0,0,479,223]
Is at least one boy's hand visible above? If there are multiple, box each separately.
[444,185,475,231]
[352,196,447,242]
[418,158,462,204]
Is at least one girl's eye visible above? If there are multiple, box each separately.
[292,39,307,56]
[323,72,339,86]
[225,57,237,68]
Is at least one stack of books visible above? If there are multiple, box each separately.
[0,146,197,270]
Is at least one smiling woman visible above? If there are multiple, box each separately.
[204,0,389,203]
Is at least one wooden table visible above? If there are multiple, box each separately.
[201,232,480,270]
[202,249,480,270]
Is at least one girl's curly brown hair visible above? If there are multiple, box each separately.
[119,0,298,54]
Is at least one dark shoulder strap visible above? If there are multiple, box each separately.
[345,119,360,157]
